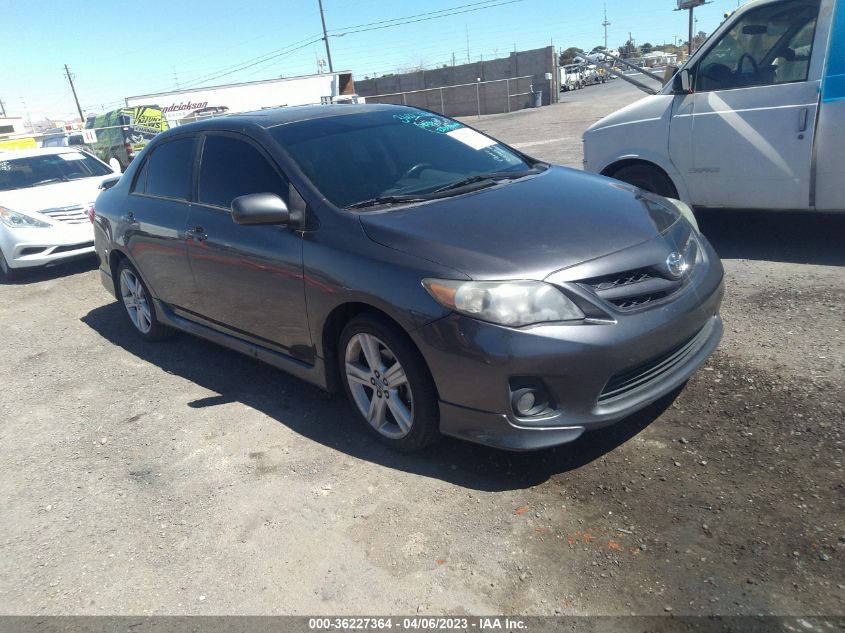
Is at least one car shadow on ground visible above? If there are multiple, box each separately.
[81,302,675,492]
[1,255,98,285]
[697,209,845,266]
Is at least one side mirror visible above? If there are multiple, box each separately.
[673,69,692,94]
[231,193,290,226]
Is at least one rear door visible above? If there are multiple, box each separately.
[683,0,822,209]
[124,135,199,309]
[185,132,310,360]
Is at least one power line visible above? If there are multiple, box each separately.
[328,0,513,34]
[332,0,526,36]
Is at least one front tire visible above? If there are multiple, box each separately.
[0,248,17,282]
[339,313,440,452]
[609,163,679,199]
[117,260,173,341]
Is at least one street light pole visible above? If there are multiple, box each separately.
[317,0,334,73]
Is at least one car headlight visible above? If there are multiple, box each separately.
[422,279,584,327]
[667,198,699,233]
[0,206,51,229]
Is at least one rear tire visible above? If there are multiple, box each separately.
[0,248,17,282]
[609,163,679,199]
[339,313,440,452]
[116,259,174,341]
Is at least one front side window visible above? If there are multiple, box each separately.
[144,137,194,200]
[696,0,819,91]
[197,135,288,209]
[270,109,533,208]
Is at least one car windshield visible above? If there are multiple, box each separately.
[269,109,535,208]
[0,152,112,191]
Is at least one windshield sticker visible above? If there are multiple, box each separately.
[393,113,463,134]
[57,152,85,161]
[446,127,496,151]
[483,145,512,162]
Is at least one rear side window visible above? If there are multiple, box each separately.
[198,134,287,209]
[131,158,149,194]
[144,137,194,200]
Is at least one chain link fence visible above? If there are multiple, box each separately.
[362,75,539,118]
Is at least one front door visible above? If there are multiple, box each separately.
[124,135,198,309]
[683,0,821,209]
[185,132,311,361]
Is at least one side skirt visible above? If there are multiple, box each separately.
[154,299,328,391]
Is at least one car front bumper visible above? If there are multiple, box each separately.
[0,223,95,269]
[411,256,724,451]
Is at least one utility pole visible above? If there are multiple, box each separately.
[688,7,694,55]
[63,64,84,123]
[317,0,334,73]
[602,3,611,50]
[466,25,471,63]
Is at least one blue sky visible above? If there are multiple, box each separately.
[4,0,744,121]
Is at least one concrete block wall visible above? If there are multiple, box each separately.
[356,46,557,117]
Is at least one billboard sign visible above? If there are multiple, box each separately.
[677,0,706,8]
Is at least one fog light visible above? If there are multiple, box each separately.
[515,391,536,416]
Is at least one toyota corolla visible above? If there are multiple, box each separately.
[92,105,723,452]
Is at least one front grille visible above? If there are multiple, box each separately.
[580,233,699,313]
[52,241,94,254]
[588,268,655,292]
[39,206,89,224]
[610,291,671,310]
[598,324,710,404]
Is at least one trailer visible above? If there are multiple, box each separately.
[125,71,359,126]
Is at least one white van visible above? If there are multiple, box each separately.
[583,0,843,212]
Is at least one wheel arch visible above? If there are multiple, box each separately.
[600,157,689,203]
[320,301,430,395]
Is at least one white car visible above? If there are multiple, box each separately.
[0,147,116,280]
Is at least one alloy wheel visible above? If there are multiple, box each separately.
[120,268,152,334]
[344,333,414,439]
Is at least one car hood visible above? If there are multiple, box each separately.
[359,166,674,280]
[584,94,674,135]
[0,177,108,216]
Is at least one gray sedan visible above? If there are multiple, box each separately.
[92,104,723,452]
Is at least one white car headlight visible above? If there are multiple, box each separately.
[423,279,584,327]
[0,206,51,229]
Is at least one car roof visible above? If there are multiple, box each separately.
[0,147,88,159]
[161,103,420,136]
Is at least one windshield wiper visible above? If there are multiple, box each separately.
[346,195,430,210]
[431,170,538,194]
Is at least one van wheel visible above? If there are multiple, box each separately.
[108,157,122,173]
[0,248,17,281]
[609,164,679,199]
[339,313,440,452]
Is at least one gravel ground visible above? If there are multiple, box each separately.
[0,81,842,616]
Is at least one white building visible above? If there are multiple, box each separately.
[126,71,358,126]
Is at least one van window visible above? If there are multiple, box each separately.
[144,137,194,200]
[197,135,287,209]
[696,0,819,91]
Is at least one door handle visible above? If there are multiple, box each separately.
[798,107,808,132]
[186,226,208,242]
